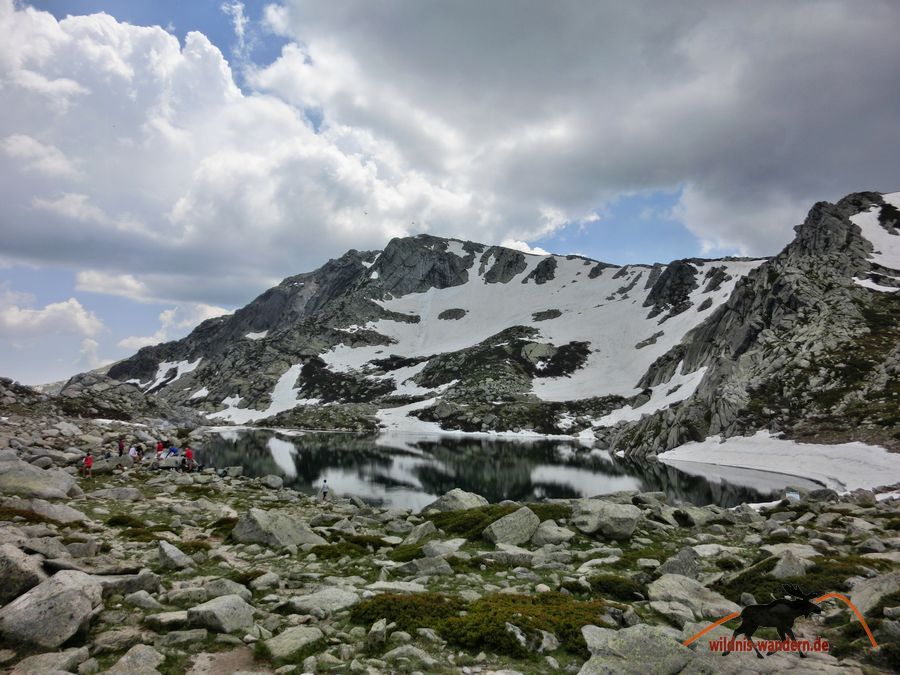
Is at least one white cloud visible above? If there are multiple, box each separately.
[77,337,111,369]
[0,290,103,340]
[1,133,79,177]
[220,2,250,63]
[0,0,897,323]
[500,239,550,256]
[117,303,231,350]
[75,271,151,301]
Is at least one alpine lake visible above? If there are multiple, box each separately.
[197,429,821,510]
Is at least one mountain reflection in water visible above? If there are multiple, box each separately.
[198,430,819,510]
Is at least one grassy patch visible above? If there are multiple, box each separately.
[106,514,144,528]
[309,541,369,560]
[227,569,265,586]
[0,505,57,526]
[423,502,570,543]
[349,592,465,634]
[349,591,607,659]
[441,592,607,659]
[120,525,174,542]
[339,532,391,549]
[529,503,573,522]
[253,638,326,667]
[387,542,427,562]
[713,555,891,604]
[179,539,212,555]
[426,504,517,541]
[587,574,646,602]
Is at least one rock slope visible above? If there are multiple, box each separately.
[1,410,900,673]
[85,191,899,455]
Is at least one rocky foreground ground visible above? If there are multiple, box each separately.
[2,402,900,674]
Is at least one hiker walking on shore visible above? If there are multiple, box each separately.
[319,479,330,502]
[80,451,93,479]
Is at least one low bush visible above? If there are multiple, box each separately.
[588,574,646,601]
[349,592,465,634]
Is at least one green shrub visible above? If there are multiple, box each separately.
[349,593,465,634]
[120,525,172,541]
[441,592,607,659]
[426,504,517,541]
[208,516,238,539]
[179,539,212,555]
[106,514,144,528]
[340,532,390,549]
[387,542,426,562]
[588,574,646,601]
[309,541,368,560]
[529,503,573,522]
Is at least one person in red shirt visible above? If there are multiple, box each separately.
[80,451,94,479]
[182,446,195,472]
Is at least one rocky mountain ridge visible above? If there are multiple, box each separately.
[60,191,900,454]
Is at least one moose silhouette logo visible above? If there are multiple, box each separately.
[722,584,821,659]
[684,584,879,660]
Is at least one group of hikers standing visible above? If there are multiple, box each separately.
[79,436,197,479]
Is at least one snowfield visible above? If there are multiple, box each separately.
[311,248,765,430]
[659,431,900,492]
[851,191,900,292]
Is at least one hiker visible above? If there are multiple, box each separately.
[118,437,125,456]
[182,445,195,472]
[129,445,139,462]
[156,440,164,456]
[165,444,179,459]
[80,451,93,479]
[320,479,330,502]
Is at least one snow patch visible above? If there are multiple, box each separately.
[659,430,900,492]
[245,331,268,340]
[851,200,900,271]
[142,358,201,391]
[594,362,707,427]
[208,364,320,423]
[852,277,898,293]
[189,387,209,400]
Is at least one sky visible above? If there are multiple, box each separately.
[1,0,899,385]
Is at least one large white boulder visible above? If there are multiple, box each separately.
[0,570,103,649]
[187,594,255,633]
[231,508,326,548]
[483,506,540,546]
[572,499,642,540]
[422,488,489,513]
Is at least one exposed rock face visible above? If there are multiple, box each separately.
[642,259,699,320]
[0,570,103,648]
[531,520,575,546]
[264,625,324,661]
[187,594,255,633]
[158,541,194,570]
[0,543,47,604]
[572,500,642,540]
[482,506,540,545]
[286,587,360,614]
[579,624,697,674]
[0,459,80,499]
[231,508,327,548]
[616,191,899,454]
[648,574,740,622]
[423,488,489,513]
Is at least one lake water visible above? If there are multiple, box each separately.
[197,429,820,510]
